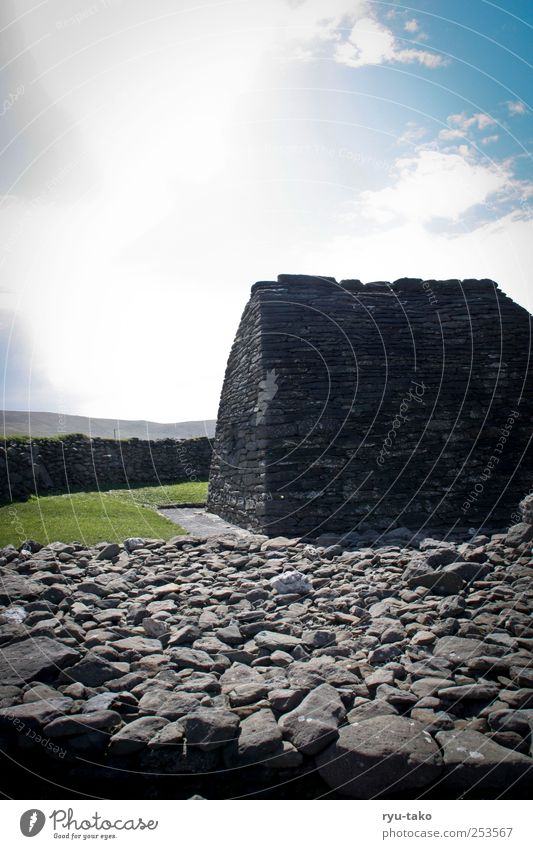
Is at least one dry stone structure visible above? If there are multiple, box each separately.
[0,435,212,503]
[208,275,533,537]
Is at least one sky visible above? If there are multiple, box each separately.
[0,0,531,424]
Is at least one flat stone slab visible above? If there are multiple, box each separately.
[0,637,80,685]
[158,508,252,538]
[317,715,443,798]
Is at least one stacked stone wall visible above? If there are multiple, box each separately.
[0,435,212,503]
[208,275,533,536]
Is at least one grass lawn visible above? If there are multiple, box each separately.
[0,489,192,548]
[108,480,208,508]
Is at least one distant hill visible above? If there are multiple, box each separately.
[1,411,216,441]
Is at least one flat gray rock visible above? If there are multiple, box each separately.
[433,636,485,666]
[437,683,501,701]
[317,715,442,798]
[0,576,43,604]
[0,637,79,685]
[167,648,217,672]
[113,636,163,655]
[225,708,283,766]
[44,710,122,738]
[278,683,345,755]
[504,523,533,547]
[436,728,533,793]
[61,656,125,687]
[0,698,72,730]
[138,689,201,720]
[179,708,240,751]
[347,700,398,723]
[254,630,302,652]
[159,508,251,538]
[110,716,170,755]
[407,570,464,595]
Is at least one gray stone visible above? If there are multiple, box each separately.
[0,576,43,604]
[114,636,163,655]
[407,570,464,595]
[436,728,533,792]
[442,562,490,582]
[505,523,533,547]
[109,716,170,754]
[423,547,458,568]
[0,637,79,685]
[411,678,455,699]
[368,644,403,665]
[278,683,345,755]
[44,710,122,737]
[142,618,169,639]
[124,538,145,553]
[0,698,72,730]
[148,721,185,749]
[254,631,301,652]
[375,684,418,709]
[519,493,533,524]
[433,636,484,666]
[96,543,120,560]
[347,700,398,723]
[487,709,533,736]
[62,656,124,687]
[317,716,442,798]
[228,683,269,707]
[179,708,240,750]
[437,683,501,701]
[267,740,303,768]
[302,630,336,649]
[270,571,312,595]
[225,708,283,766]
[167,648,217,672]
[138,689,201,720]
[167,625,202,646]
[268,688,306,714]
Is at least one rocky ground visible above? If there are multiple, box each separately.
[0,508,532,799]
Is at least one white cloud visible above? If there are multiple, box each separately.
[334,15,446,69]
[398,123,428,145]
[448,112,496,131]
[280,0,369,41]
[395,48,445,68]
[404,19,419,33]
[359,149,511,224]
[439,128,466,141]
[335,17,396,67]
[305,212,532,313]
[506,100,527,116]
[481,134,499,145]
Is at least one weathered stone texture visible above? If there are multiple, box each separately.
[208,275,533,536]
[0,435,212,503]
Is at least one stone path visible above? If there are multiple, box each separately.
[158,506,251,538]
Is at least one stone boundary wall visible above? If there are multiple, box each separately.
[208,275,533,537]
[0,435,213,503]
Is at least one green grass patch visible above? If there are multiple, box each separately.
[0,491,186,548]
[108,480,208,507]
[1,433,134,443]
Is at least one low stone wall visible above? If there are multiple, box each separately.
[0,435,213,503]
